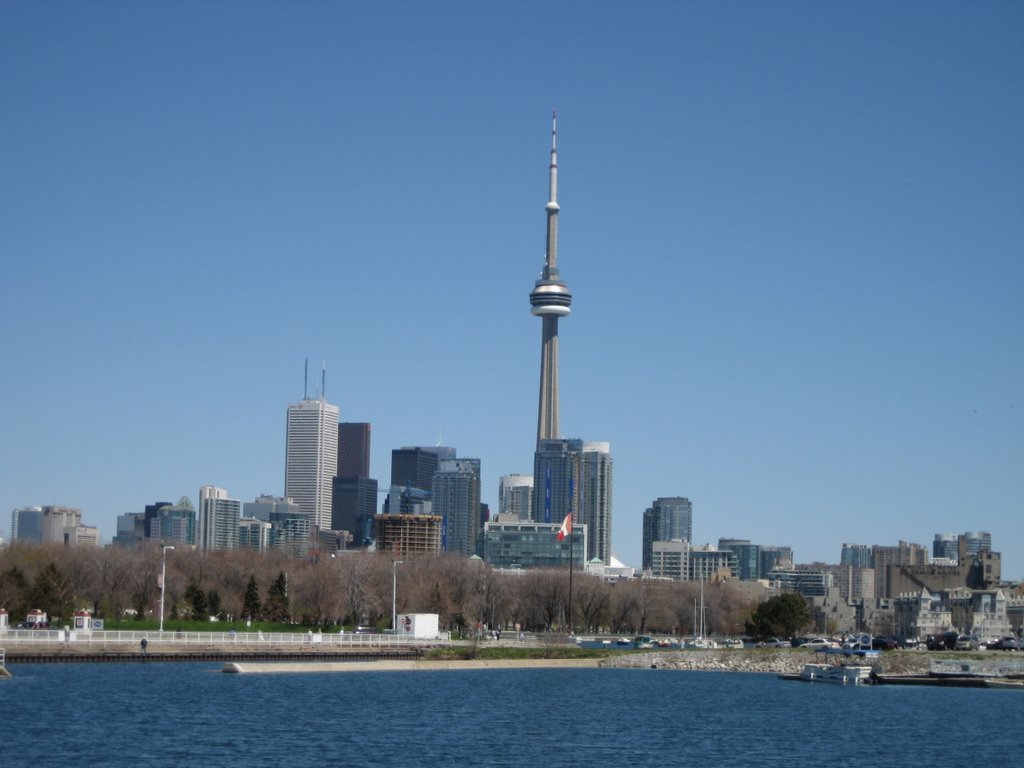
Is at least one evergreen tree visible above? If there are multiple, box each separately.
[184,582,209,621]
[243,575,261,620]
[264,571,289,622]
[207,589,221,620]
[31,562,74,621]
[744,592,810,639]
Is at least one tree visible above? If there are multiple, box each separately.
[243,575,261,620]
[184,582,208,621]
[744,592,810,639]
[31,562,76,621]
[207,589,222,619]
[265,571,290,622]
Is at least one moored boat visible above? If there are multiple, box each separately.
[797,663,873,685]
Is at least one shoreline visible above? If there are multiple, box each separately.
[223,658,602,673]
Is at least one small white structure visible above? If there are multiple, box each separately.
[0,608,8,631]
[396,613,440,639]
[72,610,93,633]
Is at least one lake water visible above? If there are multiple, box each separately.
[2,663,1022,766]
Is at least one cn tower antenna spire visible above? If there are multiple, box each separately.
[530,111,572,446]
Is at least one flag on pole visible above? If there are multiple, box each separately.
[556,512,572,541]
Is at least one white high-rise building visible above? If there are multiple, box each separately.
[285,397,340,530]
[198,485,240,552]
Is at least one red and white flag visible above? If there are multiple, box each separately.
[556,513,572,541]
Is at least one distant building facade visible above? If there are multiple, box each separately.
[285,396,340,530]
[432,457,482,556]
[498,474,533,521]
[482,520,586,570]
[375,513,442,555]
[643,497,692,571]
[198,486,240,552]
[580,442,612,565]
[718,539,760,581]
[337,422,371,478]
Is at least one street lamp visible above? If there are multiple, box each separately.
[159,544,175,633]
[391,559,404,632]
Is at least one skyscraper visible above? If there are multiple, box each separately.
[198,485,240,552]
[432,457,482,556]
[285,396,339,530]
[529,112,572,447]
[498,474,533,521]
[337,422,371,478]
[580,442,612,565]
[532,438,583,526]
[390,446,455,493]
[642,497,693,571]
[333,421,376,548]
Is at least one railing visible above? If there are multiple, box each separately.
[0,629,451,648]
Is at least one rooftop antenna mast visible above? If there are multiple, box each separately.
[321,361,326,400]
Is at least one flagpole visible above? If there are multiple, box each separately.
[567,520,574,638]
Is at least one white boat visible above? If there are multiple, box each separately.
[799,663,873,685]
[684,577,717,649]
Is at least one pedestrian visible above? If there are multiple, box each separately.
[140,637,148,656]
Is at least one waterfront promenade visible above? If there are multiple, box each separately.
[0,627,450,663]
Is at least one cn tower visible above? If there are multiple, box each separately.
[530,111,572,447]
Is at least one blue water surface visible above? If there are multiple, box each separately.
[1,663,1022,767]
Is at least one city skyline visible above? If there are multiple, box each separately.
[1,4,1021,577]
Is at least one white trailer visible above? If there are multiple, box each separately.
[396,613,440,639]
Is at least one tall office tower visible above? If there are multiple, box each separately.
[871,540,928,598]
[529,112,572,447]
[285,396,340,530]
[40,506,82,544]
[147,498,196,545]
[498,474,534,521]
[532,438,583,525]
[338,422,371,478]
[432,458,482,555]
[331,476,378,547]
[10,507,44,542]
[333,422,376,548]
[642,497,693,571]
[198,486,240,552]
[113,512,146,547]
[718,539,761,581]
[933,533,959,562]
[840,543,872,568]
[580,442,613,564]
[390,446,455,493]
[959,531,992,560]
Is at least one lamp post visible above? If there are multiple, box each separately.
[159,544,175,633]
[391,559,403,632]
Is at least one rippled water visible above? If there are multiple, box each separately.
[2,663,1021,767]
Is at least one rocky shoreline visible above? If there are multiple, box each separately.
[602,648,932,676]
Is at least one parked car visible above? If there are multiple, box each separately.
[988,636,1021,651]
[872,636,898,651]
[926,631,958,651]
[800,638,837,650]
[954,635,978,651]
[756,638,790,648]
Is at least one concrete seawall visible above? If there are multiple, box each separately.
[223,658,602,674]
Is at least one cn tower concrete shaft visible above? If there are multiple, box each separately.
[529,112,572,447]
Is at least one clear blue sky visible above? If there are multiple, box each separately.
[2,2,1021,577]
